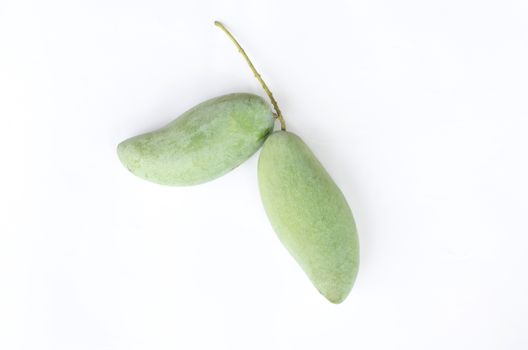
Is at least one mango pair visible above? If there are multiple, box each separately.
[117,22,359,304]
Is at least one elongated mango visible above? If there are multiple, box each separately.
[118,93,274,185]
[258,131,359,303]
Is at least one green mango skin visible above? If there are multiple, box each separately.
[118,93,274,186]
[258,131,359,303]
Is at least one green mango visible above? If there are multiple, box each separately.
[117,93,274,186]
[258,131,359,303]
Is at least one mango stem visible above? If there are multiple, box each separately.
[214,21,286,131]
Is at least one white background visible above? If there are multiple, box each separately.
[1,0,527,349]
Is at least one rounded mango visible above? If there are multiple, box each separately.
[258,131,359,303]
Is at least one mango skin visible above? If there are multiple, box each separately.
[258,131,359,303]
[117,93,274,186]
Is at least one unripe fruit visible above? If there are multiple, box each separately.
[117,93,273,185]
[258,131,359,303]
